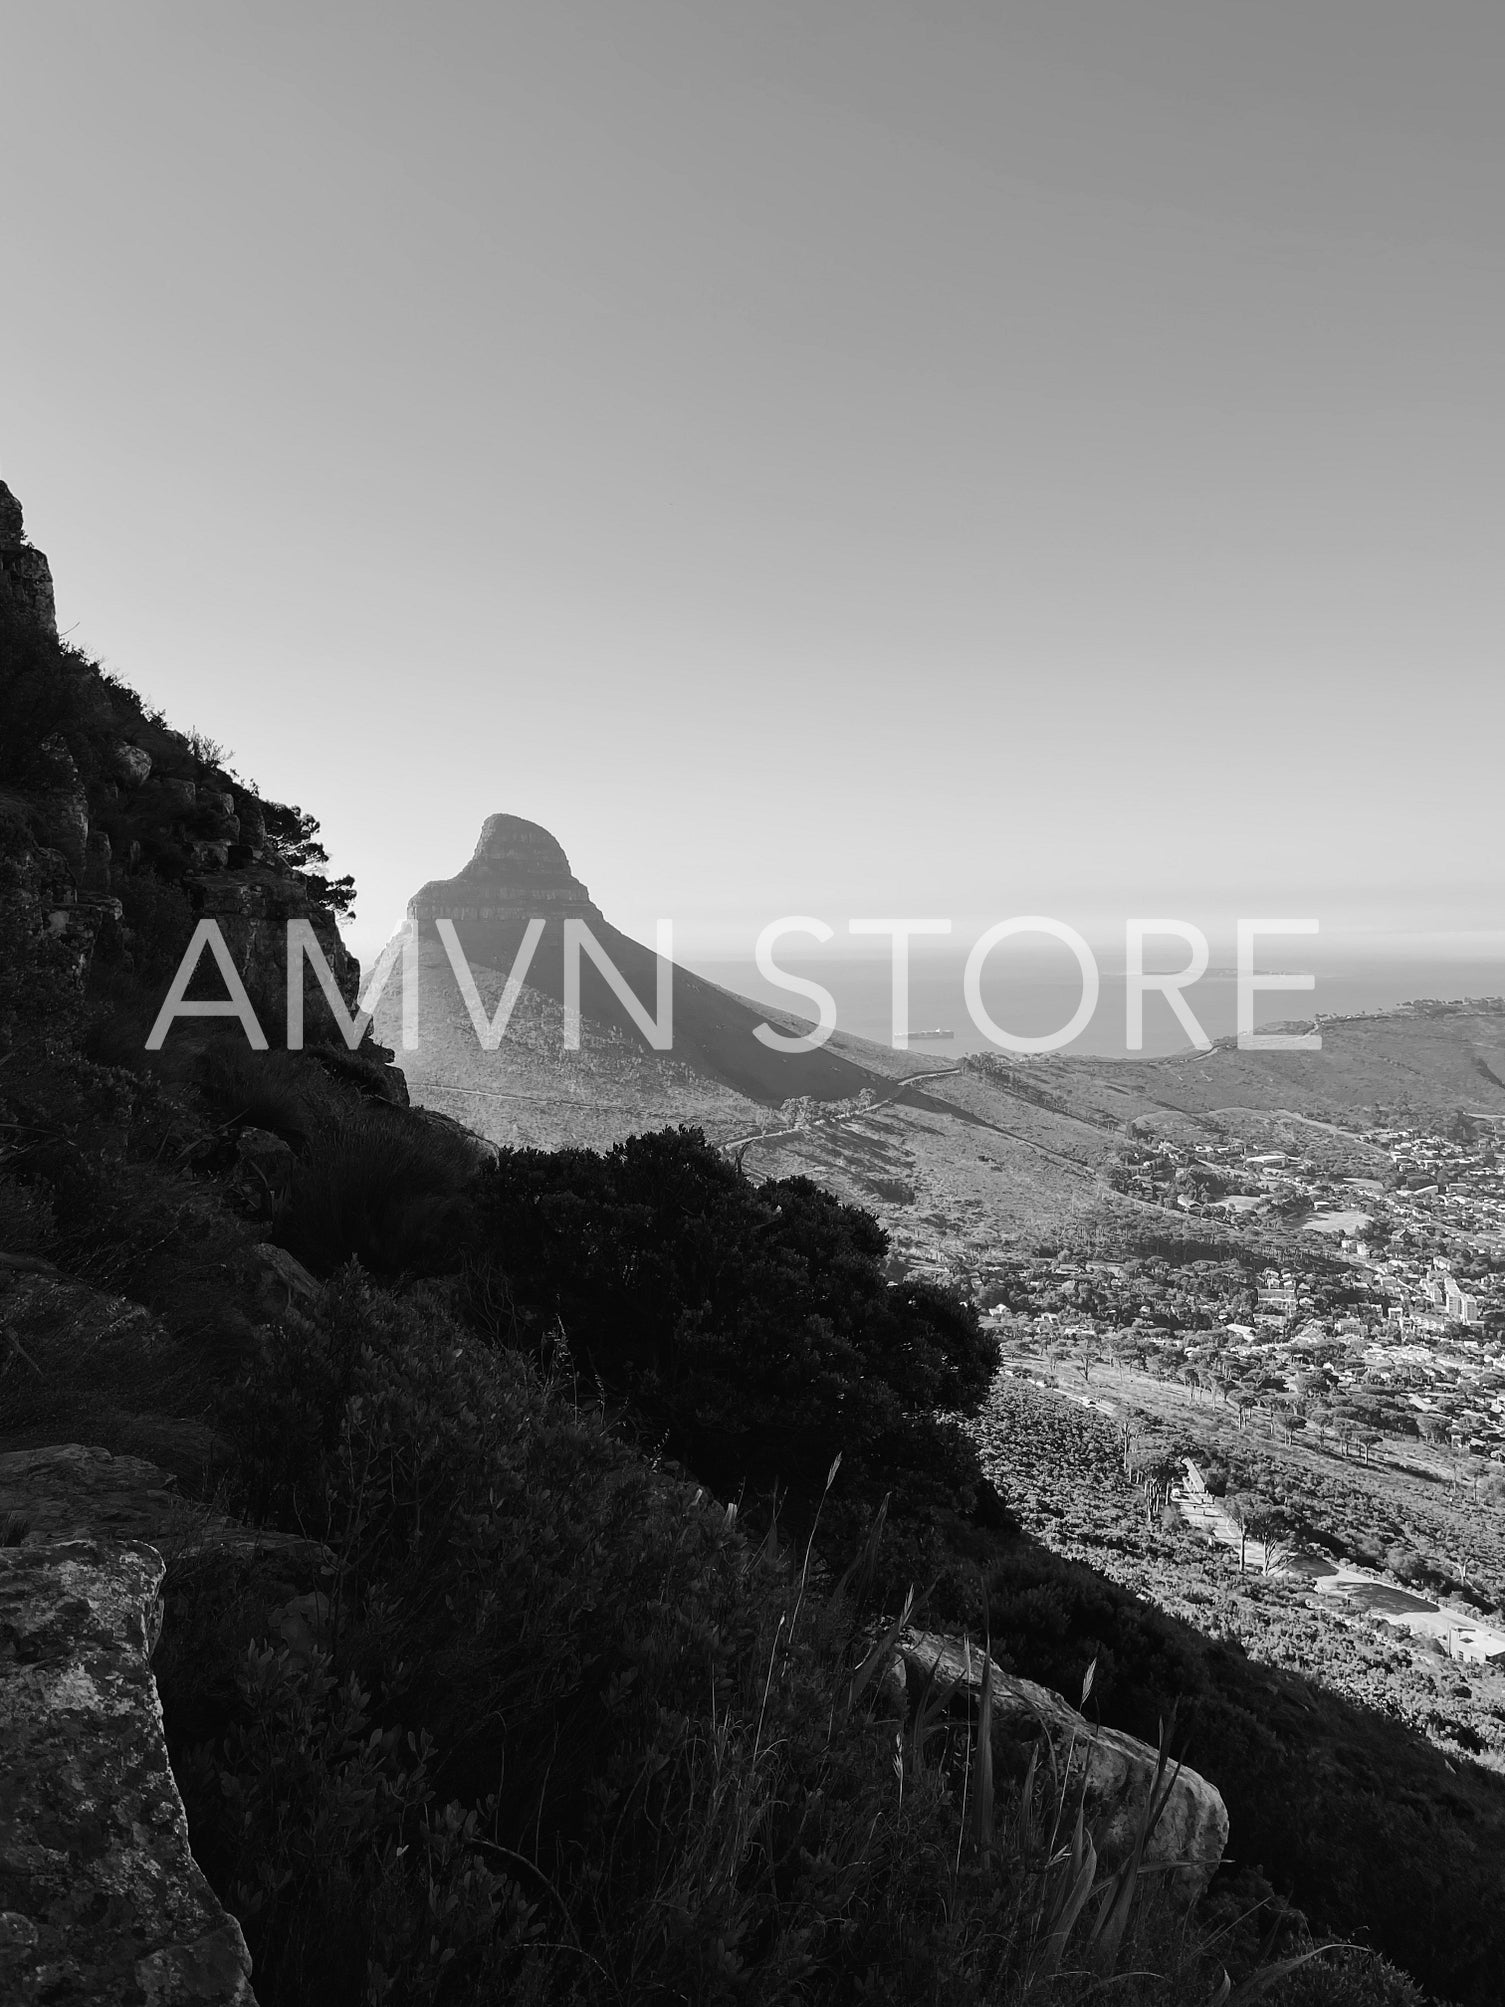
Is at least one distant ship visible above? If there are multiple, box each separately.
[907,1028,954,1042]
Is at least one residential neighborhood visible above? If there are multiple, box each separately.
[959,1110,1505,1473]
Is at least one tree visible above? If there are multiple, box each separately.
[1110,1405,1142,1474]
[1256,1504,1300,1575]
[1227,1492,1297,1575]
[467,1127,1005,1576]
[260,799,357,915]
[1127,1434,1184,1528]
[1226,1491,1264,1575]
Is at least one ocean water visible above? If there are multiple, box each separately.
[686,950,1505,1062]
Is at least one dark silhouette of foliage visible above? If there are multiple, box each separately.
[465,1128,1006,1584]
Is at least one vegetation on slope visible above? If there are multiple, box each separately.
[972,1381,1505,2003]
[0,597,1459,2003]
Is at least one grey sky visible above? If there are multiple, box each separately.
[4,3,1501,968]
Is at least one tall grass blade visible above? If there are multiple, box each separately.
[1018,1740,1040,1857]
[847,1583,913,1716]
[1030,1807,1098,1984]
[1225,1947,1354,2003]
[970,1641,995,1859]
[830,1493,888,1613]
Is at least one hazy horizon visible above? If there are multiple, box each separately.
[4,4,1501,968]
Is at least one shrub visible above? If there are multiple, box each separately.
[464,1128,1003,1590]
[274,1104,485,1277]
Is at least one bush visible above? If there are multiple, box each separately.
[464,1128,1004,1592]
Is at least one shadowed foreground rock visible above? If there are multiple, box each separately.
[0,1444,319,1567]
[897,1628,1229,1901]
[0,1538,255,2003]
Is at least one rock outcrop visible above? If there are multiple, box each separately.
[0,480,57,635]
[410,812,603,938]
[0,1445,319,1567]
[0,481,381,1067]
[387,813,895,1112]
[896,1629,1229,1901]
[0,1443,341,2003]
[0,1538,255,2004]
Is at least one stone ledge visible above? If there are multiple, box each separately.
[896,1628,1229,1901]
[0,1537,255,2004]
[0,1445,320,1569]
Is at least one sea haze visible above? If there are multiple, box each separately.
[687,945,1505,1062]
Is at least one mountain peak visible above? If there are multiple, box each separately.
[409,812,600,926]
[470,814,583,885]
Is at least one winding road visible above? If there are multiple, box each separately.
[717,1065,962,1154]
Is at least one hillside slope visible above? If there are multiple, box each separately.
[1,478,1475,2006]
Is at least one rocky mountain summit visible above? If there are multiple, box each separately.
[381,813,933,1145]
[410,811,603,935]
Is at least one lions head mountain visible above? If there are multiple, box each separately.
[377,809,1505,1267]
[374,810,942,1149]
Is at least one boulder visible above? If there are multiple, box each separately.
[0,1537,256,2003]
[250,1244,320,1319]
[196,792,239,834]
[896,1629,1228,1900]
[108,742,154,790]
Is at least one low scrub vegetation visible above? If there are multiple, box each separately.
[157,1270,1366,2007]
